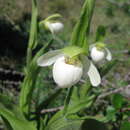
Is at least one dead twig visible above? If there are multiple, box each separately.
[97,87,123,100]
[40,106,64,114]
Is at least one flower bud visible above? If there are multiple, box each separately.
[90,47,105,62]
[46,22,64,33]
[52,57,83,88]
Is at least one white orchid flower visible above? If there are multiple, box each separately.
[45,21,64,34]
[39,14,64,34]
[37,46,101,88]
[90,42,112,63]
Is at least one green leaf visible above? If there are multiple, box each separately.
[62,84,94,115]
[121,121,130,130]
[0,93,14,109]
[46,114,83,130]
[71,0,96,49]
[39,115,48,130]
[95,25,106,42]
[62,46,85,58]
[106,106,116,121]
[46,113,108,130]
[79,83,91,100]
[1,116,13,130]
[19,75,38,117]
[66,114,108,123]
[112,94,124,110]
[65,84,94,115]
[20,40,53,117]
[99,59,118,76]
[0,106,37,130]
[67,96,94,115]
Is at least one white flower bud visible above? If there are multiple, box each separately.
[46,22,64,33]
[52,57,83,88]
[90,47,105,62]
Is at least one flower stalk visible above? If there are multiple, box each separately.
[63,87,74,115]
[20,0,39,117]
[27,0,38,66]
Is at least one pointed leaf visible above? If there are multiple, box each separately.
[106,106,116,121]
[71,0,96,49]
[46,114,83,130]
[0,106,37,130]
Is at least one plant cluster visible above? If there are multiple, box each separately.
[0,0,130,130]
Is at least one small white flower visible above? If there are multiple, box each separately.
[90,43,112,63]
[46,22,64,33]
[37,49,101,88]
[53,57,83,88]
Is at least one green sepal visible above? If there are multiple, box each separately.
[45,13,62,21]
[62,46,86,58]
[39,13,62,27]
[95,42,106,50]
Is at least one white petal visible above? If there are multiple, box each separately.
[105,48,112,61]
[80,55,90,79]
[37,50,64,67]
[87,62,101,87]
[47,22,64,33]
[53,57,83,88]
[90,47,105,63]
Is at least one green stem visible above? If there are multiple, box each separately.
[27,0,38,66]
[20,0,38,117]
[27,48,32,67]
[63,87,74,115]
[19,39,54,118]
